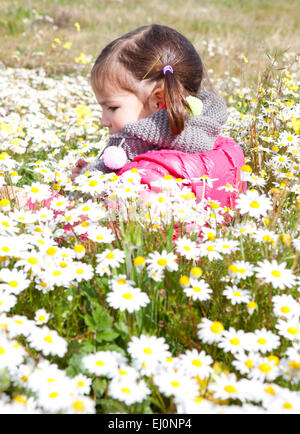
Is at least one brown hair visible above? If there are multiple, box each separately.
[91,24,204,134]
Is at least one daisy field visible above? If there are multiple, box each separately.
[0,0,299,415]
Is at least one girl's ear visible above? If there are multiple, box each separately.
[148,82,165,111]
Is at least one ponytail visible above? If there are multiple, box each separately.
[163,67,190,135]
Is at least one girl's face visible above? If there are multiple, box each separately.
[94,83,164,134]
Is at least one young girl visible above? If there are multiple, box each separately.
[71,24,228,181]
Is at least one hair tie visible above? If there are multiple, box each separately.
[163,65,173,75]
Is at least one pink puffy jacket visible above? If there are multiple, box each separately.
[118,136,246,208]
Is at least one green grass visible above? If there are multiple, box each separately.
[0,0,299,80]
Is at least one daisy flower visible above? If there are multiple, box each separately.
[208,373,246,402]
[38,384,73,413]
[0,268,31,295]
[178,349,213,379]
[71,374,92,395]
[88,226,115,244]
[68,396,95,414]
[0,214,20,235]
[96,248,125,269]
[198,241,223,261]
[272,294,300,319]
[183,278,212,302]
[216,238,239,255]
[0,336,25,370]
[113,364,140,382]
[223,285,251,305]
[24,182,52,203]
[34,309,51,325]
[275,318,300,342]
[270,391,300,413]
[72,262,94,283]
[82,351,119,378]
[227,260,254,281]
[248,356,281,382]
[106,286,150,313]
[147,268,164,282]
[108,377,151,406]
[252,228,278,246]
[236,189,272,218]
[254,259,297,290]
[175,236,200,260]
[128,335,171,366]
[15,251,45,275]
[153,368,199,400]
[217,328,252,354]
[133,256,146,273]
[232,351,260,375]
[109,274,136,291]
[0,289,17,313]
[27,326,68,357]
[250,328,280,353]
[146,250,178,273]
[197,318,225,344]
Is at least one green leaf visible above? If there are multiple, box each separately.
[96,329,119,343]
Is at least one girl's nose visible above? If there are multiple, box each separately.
[101,112,111,128]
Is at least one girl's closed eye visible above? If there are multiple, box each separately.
[108,106,118,111]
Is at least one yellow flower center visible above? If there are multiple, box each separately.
[49,392,58,399]
[122,292,133,300]
[287,327,299,335]
[106,252,115,259]
[190,267,202,277]
[157,258,167,266]
[44,335,53,344]
[74,244,85,253]
[143,347,152,355]
[283,402,293,410]
[250,201,260,208]
[134,256,145,266]
[230,338,240,346]
[193,286,201,293]
[289,361,300,370]
[0,347,6,355]
[192,359,203,367]
[210,322,224,334]
[96,360,104,366]
[28,257,38,265]
[257,338,267,345]
[264,386,276,395]
[271,270,281,278]
[117,279,126,285]
[245,360,254,369]
[8,280,18,287]
[179,275,190,286]
[206,245,214,251]
[13,395,27,404]
[228,264,238,273]
[121,388,131,394]
[259,363,271,373]
[171,381,180,388]
[224,385,237,393]
[46,247,57,256]
[72,401,85,412]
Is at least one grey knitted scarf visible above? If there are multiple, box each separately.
[82,89,228,175]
